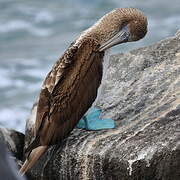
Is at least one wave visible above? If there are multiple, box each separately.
[0,108,28,132]
[17,5,54,24]
[34,11,54,23]
[0,20,53,37]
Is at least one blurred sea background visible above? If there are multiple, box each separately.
[0,0,179,132]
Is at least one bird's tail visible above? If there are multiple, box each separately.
[19,145,47,175]
[24,136,40,154]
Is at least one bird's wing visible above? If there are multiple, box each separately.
[34,42,78,134]
[30,38,104,149]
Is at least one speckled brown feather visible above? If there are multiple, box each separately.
[26,38,103,152]
[84,8,147,45]
[20,8,148,174]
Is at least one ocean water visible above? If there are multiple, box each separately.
[0,0,179,132]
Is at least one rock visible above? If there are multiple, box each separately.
[0,141,26,180]
[24,31,180,180]
[24,103,37,152]
[0,127,24,161]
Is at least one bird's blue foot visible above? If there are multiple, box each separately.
[76,107,115,130]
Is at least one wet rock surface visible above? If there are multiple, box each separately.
[24,31,180,179]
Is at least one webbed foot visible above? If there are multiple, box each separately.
[77,107,115,130]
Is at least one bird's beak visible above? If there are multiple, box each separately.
[98,26,130,51]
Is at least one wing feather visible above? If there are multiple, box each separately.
[28,38,104,150]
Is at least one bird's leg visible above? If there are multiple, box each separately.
[77,107,115,130]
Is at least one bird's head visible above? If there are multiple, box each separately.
[86,8,148,51]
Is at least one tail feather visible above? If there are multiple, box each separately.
[19,146,47,175]
[25,136,40,154]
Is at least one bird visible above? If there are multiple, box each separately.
[19,8,147,175]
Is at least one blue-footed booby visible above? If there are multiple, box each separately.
[20,8,147,175]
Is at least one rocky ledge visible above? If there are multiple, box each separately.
[0,127,24,161]
[1,31,180,180]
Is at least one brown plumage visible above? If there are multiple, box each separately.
[20,8,147,174]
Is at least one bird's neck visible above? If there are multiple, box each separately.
[75,16,114,47]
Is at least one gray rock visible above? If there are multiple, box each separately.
[24,31,180,180]
[0,127,24,161]
[24,103,37,153]
[0,141,26,180]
